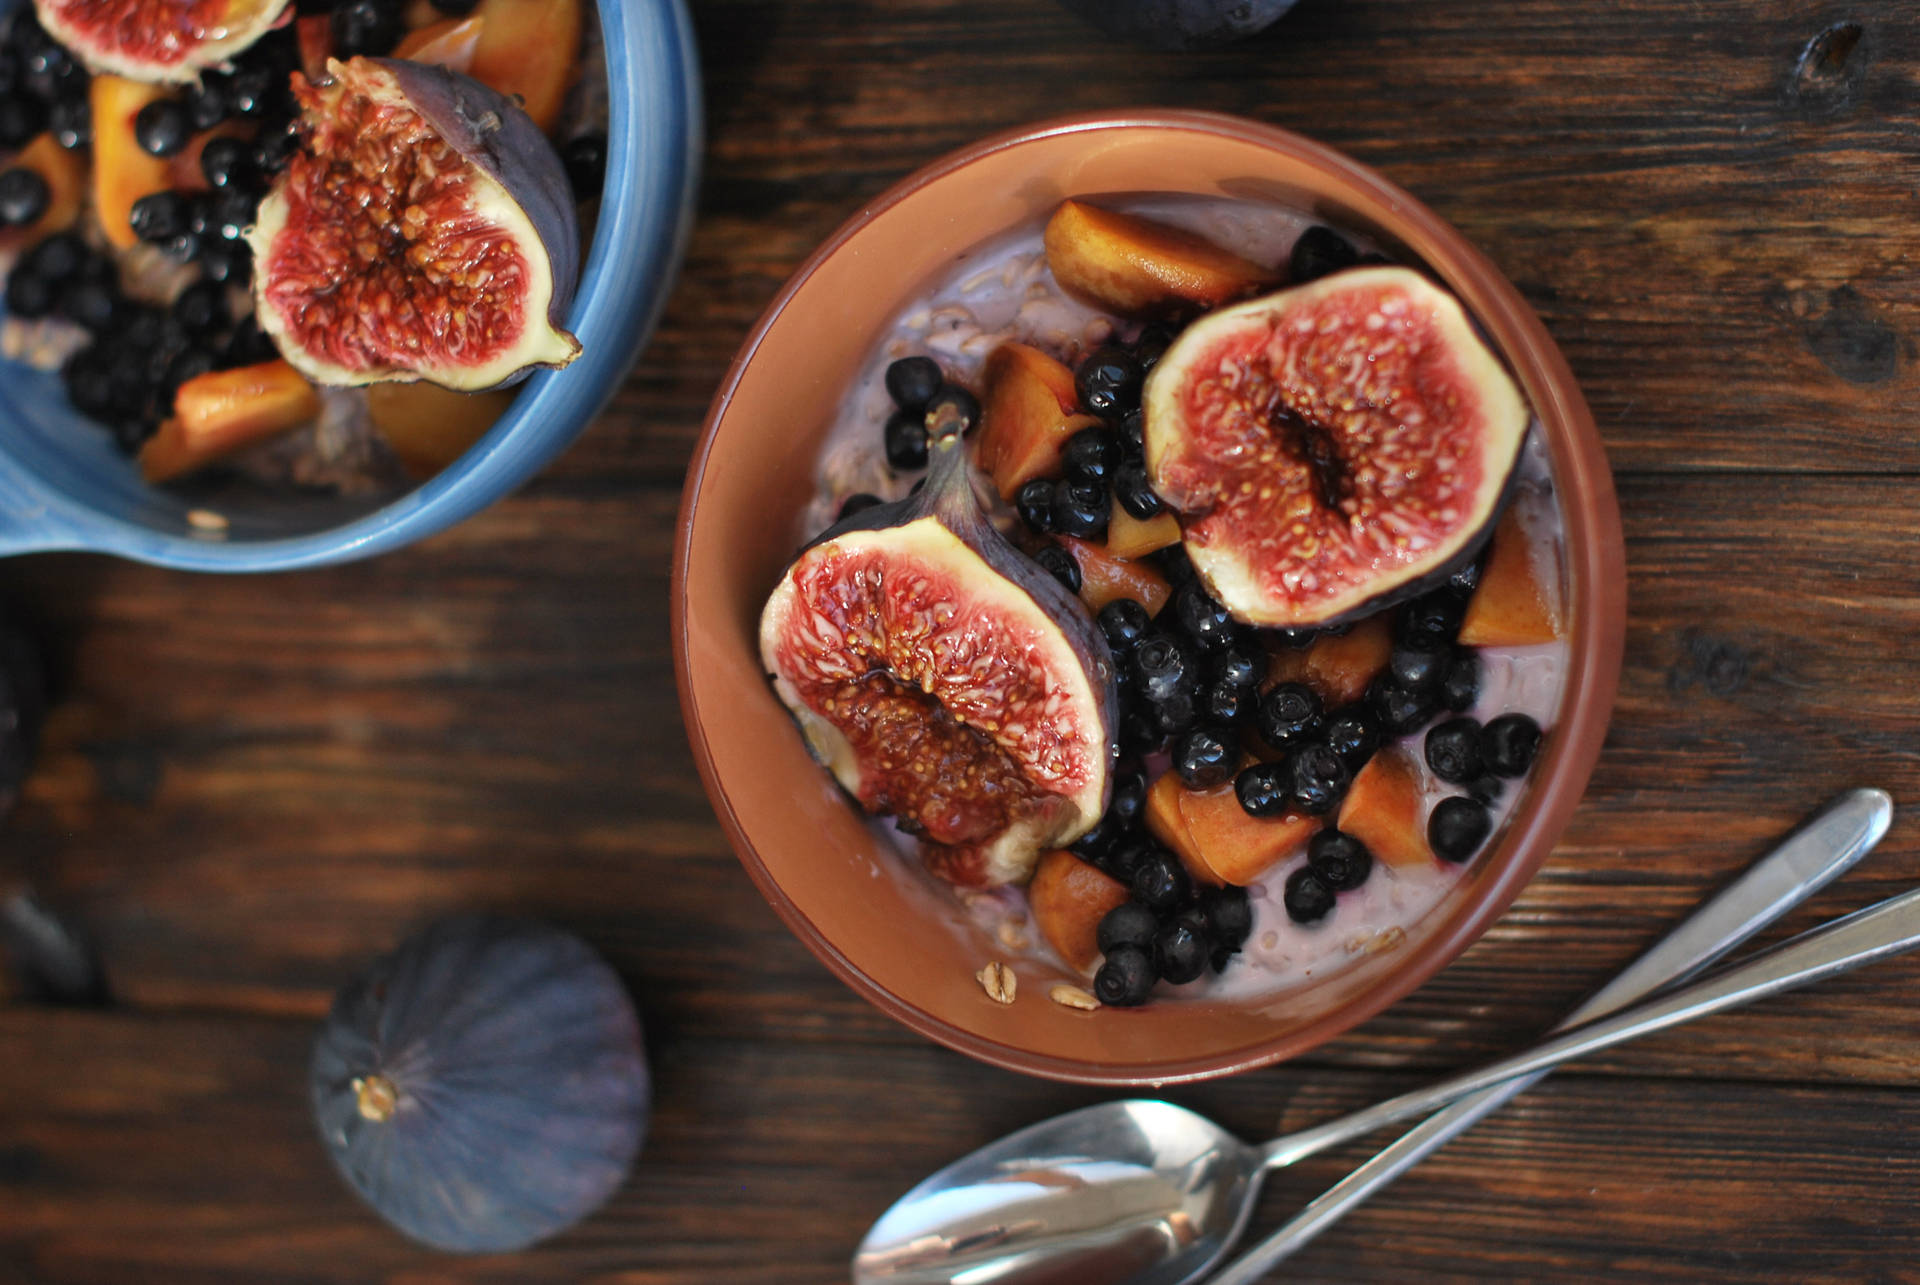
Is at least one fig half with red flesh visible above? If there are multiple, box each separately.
[759,404,1119,890]
[247,57,580,390]
[1143,266,1529,628]
[35,0,292,83]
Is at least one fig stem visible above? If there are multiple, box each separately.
[925,399,969,446]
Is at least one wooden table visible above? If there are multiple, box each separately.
[5,1,1920,1280]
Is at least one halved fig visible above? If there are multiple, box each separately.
[1144,266,1530,628]
[36,0,292,84]
[247,56,580,390]
[760,402,1118,889]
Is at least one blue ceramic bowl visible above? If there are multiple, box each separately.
[0,0,700,569]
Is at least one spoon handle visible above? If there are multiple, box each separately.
[1260,821,1919,1175]
[1213,788,1891,1284]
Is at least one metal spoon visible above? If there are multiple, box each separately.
[853,791,1898,1285]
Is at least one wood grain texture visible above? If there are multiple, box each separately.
[5,0,1920,1279]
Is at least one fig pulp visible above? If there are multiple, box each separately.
[1144,266,1530,628]
[760,404,1119,889]
[36,0,292,83]
[247,57,580,390]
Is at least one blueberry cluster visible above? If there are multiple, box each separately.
[0,13,89,159]
[1423,711,1541,861]
[1065,770,1254,1008]
[876,355,981,473]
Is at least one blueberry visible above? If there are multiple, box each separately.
[1131,634,1192,705]
[1202,885,1252,952]
[1119,707,1163,757]
[1033,543,1081,594]
[1173,581,1233,653]
[1388,644,1447,693]
[1289,743,1350,815]
[253,120,301,174]
[1323,705,1381,771]
[1155,543,1197,585]
[1130,847,1190,914]
[835,491,882,520]
[1097,597,1150,654]
[1429,795,1492,862]
[168,279,228,334]
[561,131,606,200]
[1154,912,1211,985]
[0,166,47,226]
[922,384,980,434]
[1307,829,1372,892]
[1256,681,1323,752]
[48,92,87,149]
[57,277,120,334]
[1132,323,1175,373]
[21,35,81,103]
[330,0,404,57]
[1118,408,1145,457]
[1211,644,1263,693]
[1201,677,1254,727]
[200,135,257,191]
[1075,344,1141,420]
[61,344,116,418]
[21,231,84,282]
[133,98,190,157]
[1112,461,1162,520]
[882,407,928,471]
[1051,476,1108,539]
[1399,592,1465,648]
[1289,225,1359,284]
[1481,713,1542,777]
[1466,774,1505,805]
[1151,689,1198,737]
[1102,837,1158,882]
[198,239,249,284]
[1447,556,1483,597]
[4,264,51,319]
[1062,424,1119,486]
[186,75,231,131]
[206,187,257,241]
[129,190,190,244]
[883,355,942,411]
[1097,901,1159,954]
[1172,725,1235,790]
[1439,648,1480,713]
[1015,476,1055,534]
[1283,867,1336,923]
[1425,717,1484,784]
[162,346,218,399]
[1367,674,1436,737]
[1109,770,1147,829]
[1070,809,1126,862]
[1234,760,1290,818]
[1094,943,1157,1006]
[0,94,45,149]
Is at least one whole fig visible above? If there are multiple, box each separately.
[1053,0,1299,51]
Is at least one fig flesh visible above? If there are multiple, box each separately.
[247,56,580,390]
[1144,266,1530,628]
[760,404,1119,889]
[35,0,293,84]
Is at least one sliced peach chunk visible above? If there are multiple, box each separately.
[91,76,173,250]
[0,134,86,250]
[140,361,322,484]
[1266,615,1394,707]
[1458,510,1561,646]
[366,382,514,477]
[1105,503,1180,560]
[392,14,484,71]
[975,341,1086,499]
[1337,747,1434,870]
[1145,769,1198,866]
[1059,536,1172,617]
[1030,849,1131,973]
[1043,199,1278,319]
[469,0,580,134]
[1177,777,1321,887]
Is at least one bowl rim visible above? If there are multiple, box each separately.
[0,0,703,571]
[674,107,1626,1085]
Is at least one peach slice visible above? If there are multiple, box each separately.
[1265,615,1394,707]
[91,76,173,250]
[1336,747,1434,870]
[366,381,514,477]
[1177,777,1322,887]
[1105,503,1180,561]
[1030,849,1131,973]
[0,134,86,250]
[140,361,322,483]
[469,0,580,134]
[1043,199,1278,319]
[1059,536,1172,617]
[975,341,1087,499]
[1458,510,1561,646]
[392,15,485,71]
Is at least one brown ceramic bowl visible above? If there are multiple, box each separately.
[673,110,1625,1086]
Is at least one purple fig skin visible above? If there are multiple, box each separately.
[374,58,581,342]
[1052,0,1298,50]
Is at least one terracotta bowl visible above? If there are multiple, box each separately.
[674,110,1625,1086]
